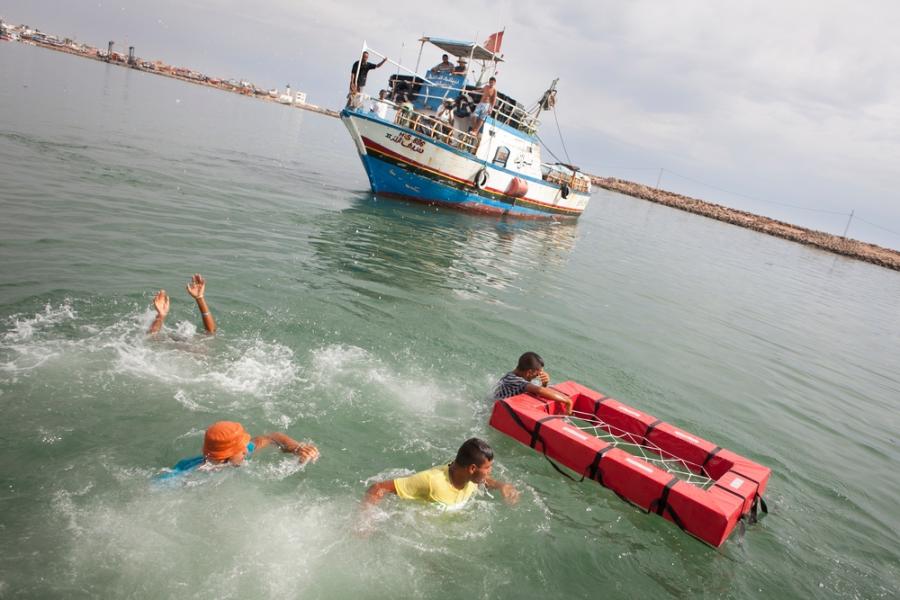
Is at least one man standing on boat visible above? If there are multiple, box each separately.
[469,76,497,135]
[349,51,387,103]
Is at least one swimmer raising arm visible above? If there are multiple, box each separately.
[186,273,216,334]
[148,289,170,334]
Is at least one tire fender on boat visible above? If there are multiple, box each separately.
[560,182,570,199]
[474,168,489,189]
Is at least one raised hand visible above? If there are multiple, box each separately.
[153,290,170,317]
[186,273,206,299]
[148,290,170,334]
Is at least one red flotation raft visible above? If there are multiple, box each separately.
[490,381,770,547]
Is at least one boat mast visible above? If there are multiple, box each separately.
[414,35,426,74]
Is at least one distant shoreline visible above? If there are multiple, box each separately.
[5,30,339,118]
[590,177,900,271]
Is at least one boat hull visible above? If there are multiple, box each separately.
[341,109,589,218]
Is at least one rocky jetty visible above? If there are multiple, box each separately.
[591,177,900,272]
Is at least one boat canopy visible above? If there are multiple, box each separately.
[420,36,504,62]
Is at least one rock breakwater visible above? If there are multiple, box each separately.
[591,177,900,271]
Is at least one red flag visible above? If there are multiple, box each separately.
[483,31,504,54]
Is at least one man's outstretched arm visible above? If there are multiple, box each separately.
[363,480,397,506]
[148,290,169,334]
[252,433,320,463]
[186,273,216,333]
[525,383,573,414]
[485,476,519,505]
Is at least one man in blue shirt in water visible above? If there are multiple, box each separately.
[493,351,573,413]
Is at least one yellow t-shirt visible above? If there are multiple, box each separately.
[394,464,478,509]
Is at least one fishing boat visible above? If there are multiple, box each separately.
[340,34,592,218]
[490,381,770,547]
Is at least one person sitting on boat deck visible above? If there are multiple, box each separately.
[452,57,468,75]
[493,351,573,414]
[349,51,387,100]
[148,273,216,335]
[469,76,498,135]
[363,438,519,510]
[369,89,392,120]
[434,100,456,142]
[431,53,453,73]
[161,421,320,477]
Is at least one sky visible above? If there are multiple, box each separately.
[3,0,900,248]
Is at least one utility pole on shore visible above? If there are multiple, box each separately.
[841,209,854,239]
[106,41,113,62]
[655,168,664,190]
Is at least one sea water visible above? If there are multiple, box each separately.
[1,43,898,599]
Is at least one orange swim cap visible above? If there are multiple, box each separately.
[203,421,252,461]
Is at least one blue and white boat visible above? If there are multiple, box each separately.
[341,35,592,219]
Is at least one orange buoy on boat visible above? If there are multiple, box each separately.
[505,177,528,198]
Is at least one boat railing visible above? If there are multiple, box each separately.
[360,45,541,135]
[409,83,540,134]
[542,165,592,193]
[393,106,480,153]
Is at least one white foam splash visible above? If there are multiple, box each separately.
[2,300,77,344]
[1,300,300,400]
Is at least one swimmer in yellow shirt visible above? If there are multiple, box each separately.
[364,438,519,509]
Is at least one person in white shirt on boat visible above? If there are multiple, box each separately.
[493,351,573,414]
[469,76,498,135]
[369,89,392,120]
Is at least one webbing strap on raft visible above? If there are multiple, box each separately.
[642,419,663,444]
[730,469,769,524]
[499,401,576,481]
[702,446,722,468]
[649,475,686,532]
[591,397,608,416]
[581,445,614,484]
[713,482,746,501]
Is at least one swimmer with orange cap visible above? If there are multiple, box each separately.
[160,421,319,478]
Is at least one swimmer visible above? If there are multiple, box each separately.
[493,351,573,414]
[160,421,320,478]
[148,273,216,335]
[363,438,518,510]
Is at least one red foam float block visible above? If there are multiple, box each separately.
[490,382,771,547]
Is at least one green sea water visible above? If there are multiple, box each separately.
[1,43,898,599]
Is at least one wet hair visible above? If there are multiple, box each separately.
[455,438,494,467]
[516,351,544,371]
[489,76,496,82]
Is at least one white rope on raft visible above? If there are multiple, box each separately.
[566,409,715,489]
